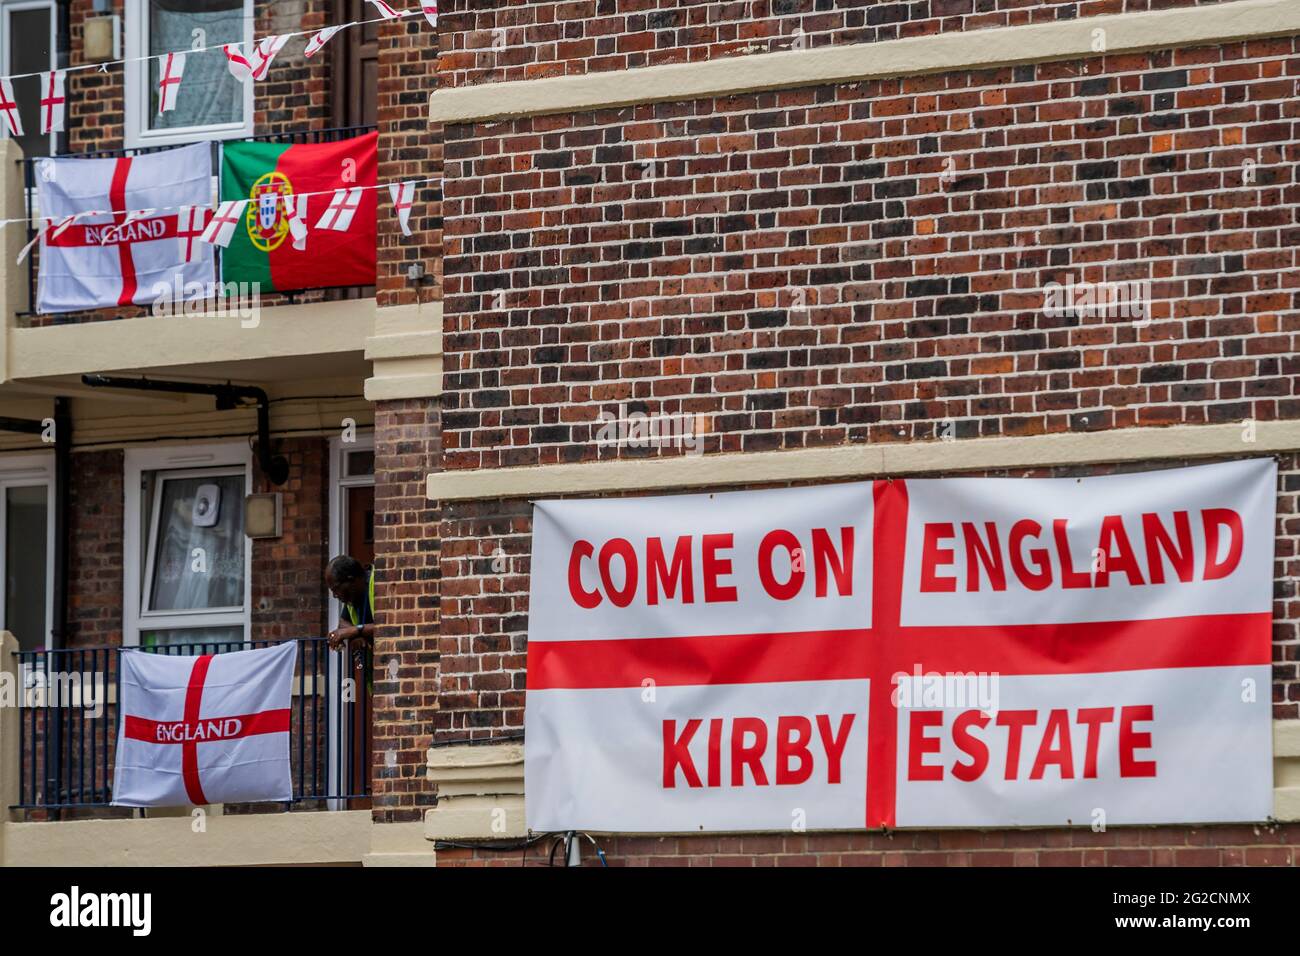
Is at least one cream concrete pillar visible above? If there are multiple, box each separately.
[363,301,443,401]
[424,742,526,841]
[0,137,29,384]
[1,632,19,863]
[1273,721,1300,820]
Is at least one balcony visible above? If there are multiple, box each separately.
[8,636,371,816]
[0,128,382,391]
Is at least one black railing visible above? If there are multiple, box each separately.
[11,637,372,811]
[17,125,378,318]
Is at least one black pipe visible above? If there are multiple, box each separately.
[51,397,70,649]
[79,374,290,484]
[0,416,46,434]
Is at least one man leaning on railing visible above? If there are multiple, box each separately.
[325,555,375,670]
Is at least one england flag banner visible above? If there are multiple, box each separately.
[524,459,1275,832]
[36,141,215,314]
[112,641,297,807]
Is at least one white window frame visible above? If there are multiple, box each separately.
[123,442,252,648]
[327,431,375,632]
[1,0,58,157]
[123,0,255,149]
[0,451,56,651]
[326,431,373,809]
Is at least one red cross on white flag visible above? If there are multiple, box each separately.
[177,205,210,262]
[422,1,438,27]
[201,199,249,247]
[157,52,186,114]
[39,70,65,134]
[366,0,402,19]
[222,43,255,81]
[0,77,24,137]
[251,35,290,80]
[304,25,345,58]
[315,187,365,231]
[282,193,309,250]
[389,180,415,236]
[113,641,298,807]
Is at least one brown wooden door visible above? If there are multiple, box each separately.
[333,0,379,129]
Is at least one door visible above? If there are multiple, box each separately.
[330,438,375,807]
[332,0,377,129]
[0,454,55,653]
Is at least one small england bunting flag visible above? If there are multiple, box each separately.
[39,70,65,134]
[222,43,254,81]
[283,194,309,250]
[389,181,415,237]
[200,199,249,248]
[422,2,438,28]
[304,25,345,58]
[0,77,24,136]
[177,205,210,262]
[157,52,186,114]
[366,0,402,20]
[251,35,290,80]
[315,188,365,231]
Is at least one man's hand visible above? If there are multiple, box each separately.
[327,625,359,651]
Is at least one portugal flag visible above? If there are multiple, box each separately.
[220,131,377,291]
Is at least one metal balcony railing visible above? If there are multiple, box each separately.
[10,636,372,812]
[16,125,378,319]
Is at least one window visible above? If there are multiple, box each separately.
[124,444,251,648]
[1,0,59,157]
[0,453,55,652]
[124,0,254,148]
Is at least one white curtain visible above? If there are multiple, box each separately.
[149,0,245,131]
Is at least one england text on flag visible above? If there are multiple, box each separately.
[112,641,298,807]
[36,142,216,314]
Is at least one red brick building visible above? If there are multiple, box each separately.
[1,0,1298,867]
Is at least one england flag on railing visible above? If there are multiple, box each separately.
[112,642,297,807]
[35,142,215,314]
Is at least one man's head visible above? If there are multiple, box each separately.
[326,555,368,606]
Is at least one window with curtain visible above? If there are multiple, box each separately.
[134,0,250,141]
[139,469,247,648]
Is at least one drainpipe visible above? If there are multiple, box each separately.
[79,374,290,485]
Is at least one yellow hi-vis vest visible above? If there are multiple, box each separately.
[345,569,375,627]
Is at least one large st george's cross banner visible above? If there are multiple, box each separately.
[524,459,1275,831]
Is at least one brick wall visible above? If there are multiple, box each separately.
[66,449,125,648]
[434,453,1300,742]
[250,437,329,643]
[441,38,1299,470]
[371,398,442,821]
[439,0,1248,90]
[377,18,444,308]
[434,823,1300,866]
